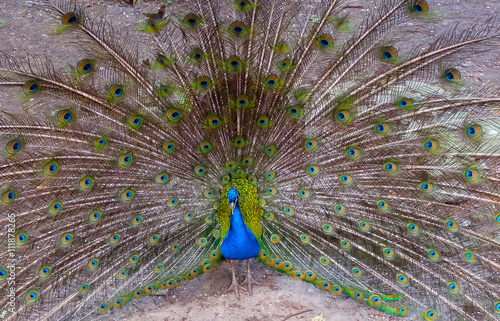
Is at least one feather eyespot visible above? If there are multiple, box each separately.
[165,108,182,122]
[167,197,179,208]
[383,161,399,174]
[463,168,480,183]
[331,285,343,295]
[448,282,460,294]
[113,297,125,309]
[298,189,310,199]
[307,165,319,176]
[319,281,331,290]
[149,234,159,243]
[494,301,500,314]
[242,156,253,167]
[334,204,346,215]
[156,55,172,68]
[381,46,398,61]
[445,219,458,231]
[120,189,134,201]
[118,152,133,167]
[79,283,90,293]
[411,0,429,14]
[225,160,236,170]
[397,306,408,317]
[423,139,440,153]
[345,147,361,160]
[2,190,17,205]
[198,237,207,246]
[79,176,94,190]
[109,85,125,99]
[24,80,41,95]
[89,210,102,222]
[118,269,128,279]
[339,173,352,184]
[109,233,120,243]
[320,256,329,265]
[463,251,476,262]
[359,221,370,231]
[397,98,413,111]
[278,58,293,71]
[496,213,500,226]
[368,295,382,308]
[428,249,440,262]
[162,141,176,154]
[383,247,395,259]
[305,271,316,281]
[377,200,390,211]
[184,212,194,221]
[375,122,390,135]
[304,139,318,151]
[287,105,302,118]
[203,189,214,198]
[155,172,169,184]
[419,181,434,193]
[127,115,143,130]
[184,13,201,27]
[132,215,143,226]
[270,234,280,243]
[0,268,7,281]
[205,215,213,223]
[323,224,333,234]
[265,170,276,180]
[158,84,172,97]
[230,21,248,35]
[227,56,242,70]
[352,267,362,277]
[129,255,139,264]
[94,136,108,151]
[16,232,28,246]
[60,232,73,245]
[58,109,74,125]
[154,264,163,273]
[265,75,280,88]
[443,68,461,83]
[38,266,51,279]
[256,115,271,128]
[407,222,420,235]
[6,139,23,156]
[318,34,333,48]
[396,273,408,285]
[284,207,295,216]
[292,271,304,280]
[199,141,213,153]
[334,109,352,125]
[264,144,277,157]
[340,239,351,249]
[206,115,223,129]
[196,76,212,89]
[213,230,221,238]
[88,259,99,269]
[248,175,257,185]
[62,12,80,26]
[300,234,310,244]
[77,59,94,74]
[26,290,39,303]
[48,201,62,215]
[233,136,248,148]
[266,187,277,196]
[424,309,437,321]
[98,302,109,314]
[171,244,179,251]
[466,124,483,140]
[43,160,60,177]
[194,165,207,177]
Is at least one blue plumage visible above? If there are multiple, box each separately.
[221,189,260,260]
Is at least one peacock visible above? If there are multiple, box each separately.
[0,0,499,320]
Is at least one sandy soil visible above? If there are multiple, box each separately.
[0,1,499,320]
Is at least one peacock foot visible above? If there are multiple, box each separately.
[225,260,247,299]
[239,259,262,296]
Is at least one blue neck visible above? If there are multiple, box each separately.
[220,201,260,260]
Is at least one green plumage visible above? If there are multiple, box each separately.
[0,0,499,320]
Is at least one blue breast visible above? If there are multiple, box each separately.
[221,204,260,260]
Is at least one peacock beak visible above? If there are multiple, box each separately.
[230,197,237,214]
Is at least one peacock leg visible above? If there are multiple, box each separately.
[239,259,262,295]
[224,260,246,298]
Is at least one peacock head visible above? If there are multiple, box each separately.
[227,188,238,214]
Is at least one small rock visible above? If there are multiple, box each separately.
[291,301,302,310]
